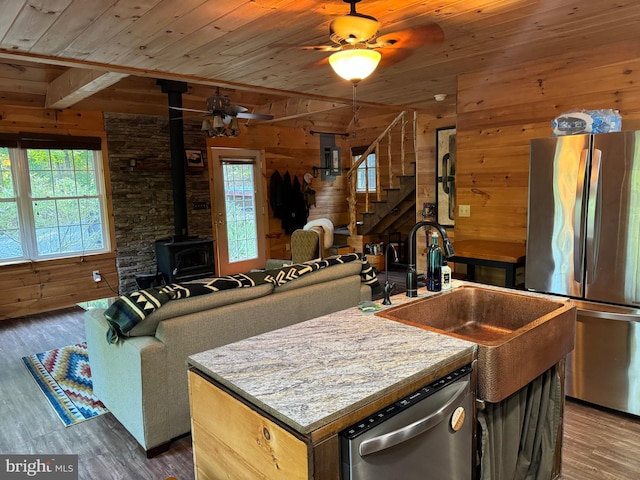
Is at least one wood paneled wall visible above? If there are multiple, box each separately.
[0,253,117,320]
[455,38,640,245]
[453,38,640,285]
[0,105,117,320]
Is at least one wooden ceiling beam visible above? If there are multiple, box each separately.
[0,50,399,110]
[45,68,129,109]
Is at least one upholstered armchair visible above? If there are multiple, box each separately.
[290,229,323,263]
[265,229,325,269]
[266,218,335,268]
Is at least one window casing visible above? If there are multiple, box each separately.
[353,149,377,193]
[0,141,109,264]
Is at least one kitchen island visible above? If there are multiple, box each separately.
[188,289,477,479]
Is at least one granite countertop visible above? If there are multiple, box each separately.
[188,283,476,434]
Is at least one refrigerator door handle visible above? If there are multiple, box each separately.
[573,148,589,283]
[585,148,602,284]
[577,307,640,322]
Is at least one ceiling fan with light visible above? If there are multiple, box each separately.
[170,87,274,138]
[306,0,443,125]
[307,0,444,83]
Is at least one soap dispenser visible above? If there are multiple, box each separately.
[441,259,452,291]
[426,232,443,292]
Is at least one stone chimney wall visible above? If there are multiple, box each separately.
[104,113,211,293]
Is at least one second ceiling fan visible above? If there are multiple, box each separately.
[171,87,274,137]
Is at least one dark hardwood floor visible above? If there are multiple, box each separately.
[2,300,640,479]
[0,307,194,480]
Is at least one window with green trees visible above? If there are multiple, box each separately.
[0,143,108,263]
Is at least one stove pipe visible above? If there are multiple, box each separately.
[157,79,189,240]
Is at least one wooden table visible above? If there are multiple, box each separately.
[449,240,526,288]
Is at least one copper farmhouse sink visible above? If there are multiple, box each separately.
[376,286,576,402]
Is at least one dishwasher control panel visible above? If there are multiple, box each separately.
[341,364,473,440]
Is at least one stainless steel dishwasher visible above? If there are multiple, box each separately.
[340,364,473,480]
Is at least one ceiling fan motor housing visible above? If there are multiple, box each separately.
[206,94,230,113]
[330,0,380,45]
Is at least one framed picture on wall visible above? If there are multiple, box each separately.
[185,149,205,168]
[436,126,456,227]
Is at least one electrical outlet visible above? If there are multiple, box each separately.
[92,270,102,282]
[458,205,471,217]
[285,243,291,251]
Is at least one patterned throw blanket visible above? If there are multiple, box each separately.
[103,253,379,343]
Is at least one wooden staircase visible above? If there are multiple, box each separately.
[346,111,417,244]
[359,169,416,235]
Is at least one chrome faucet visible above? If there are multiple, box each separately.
[406,221,455,297]
[382,243,399,305]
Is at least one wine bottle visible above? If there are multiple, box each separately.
[427,232,443,292]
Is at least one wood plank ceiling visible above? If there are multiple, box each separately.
[1,0,639,129]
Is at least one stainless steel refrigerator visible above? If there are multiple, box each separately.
[526,131,640,416]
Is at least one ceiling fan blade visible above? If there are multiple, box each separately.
[376,23,444,50]
[237,112,274,120]
[225,104,248,115]
[301,45,341,52]
[170,114,208,121]
[169,106,210,114]
[368,23,445,66]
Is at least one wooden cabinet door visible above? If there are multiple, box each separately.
[189,370,310,480]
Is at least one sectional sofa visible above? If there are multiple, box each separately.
[84,258,375,456]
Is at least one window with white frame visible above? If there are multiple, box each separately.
[353,147,377,193]
[0,135,109,263]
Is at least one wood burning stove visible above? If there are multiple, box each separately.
[155,237,215,284]
[152,81,216,285]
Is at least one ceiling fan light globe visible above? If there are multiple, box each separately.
[228,117,240,137]
[329,49,381,82]
[212,114,225,128]
[201,119,212,132]
[212,114,227,136]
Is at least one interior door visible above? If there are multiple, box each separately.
[209,148,266,275]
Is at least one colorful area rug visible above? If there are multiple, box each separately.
[22,342,108,426]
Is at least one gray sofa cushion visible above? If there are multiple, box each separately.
[128,283,274,337]
[273,261,363,293]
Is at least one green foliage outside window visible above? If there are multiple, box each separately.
[223,163,258,263]
[0,146,106,262]
[0,147,22,258]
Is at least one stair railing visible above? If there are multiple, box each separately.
[346,110,415,236]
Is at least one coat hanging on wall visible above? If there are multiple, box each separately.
[269,170,308,235]
[291,173,308,231]
[269,169,285,219]
[280,171,294,233]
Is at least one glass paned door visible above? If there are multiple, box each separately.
[223,162,258,262]
[210,148,265,275]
